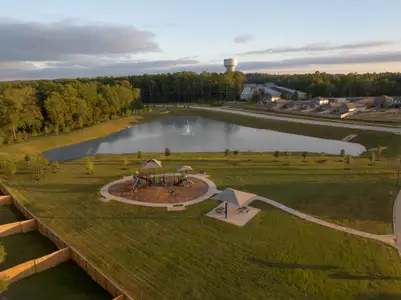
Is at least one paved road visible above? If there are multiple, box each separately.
[395,191,401,253]
[193,106,401,134]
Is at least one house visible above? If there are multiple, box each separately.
[334,103,357,114]
[317,102,341,112]
[373,95,394,108]
[273,86,308,100]
[312,97,329,105]
[355,97,374,108]
[298,101,318,110]
[273,99,292,109]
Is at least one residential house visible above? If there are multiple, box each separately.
[317,102,341,112]
[355,97,374,108]
[298,101,318,110]
[312,97,329,105]
[373,95,394,108]
[273,99,293,109]
[333,103,357,115]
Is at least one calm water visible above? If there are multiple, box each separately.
[43,116,366,161]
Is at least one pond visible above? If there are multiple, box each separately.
[43,116,366,161]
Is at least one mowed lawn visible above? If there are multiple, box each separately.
[3,153,401,299]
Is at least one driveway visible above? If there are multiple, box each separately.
[193,106,401,134]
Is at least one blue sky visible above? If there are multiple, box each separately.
[1,0,401,80]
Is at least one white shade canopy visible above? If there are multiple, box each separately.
[141,159,162,169]
[211,188,256,208]
[177,165,193,172]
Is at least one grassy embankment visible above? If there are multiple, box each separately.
[2,153,401,299]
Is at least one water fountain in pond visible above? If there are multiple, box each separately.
[182,120,194,136]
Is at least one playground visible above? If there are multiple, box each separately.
[108,174,209,204]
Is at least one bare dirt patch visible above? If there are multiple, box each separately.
[108,176,209,204]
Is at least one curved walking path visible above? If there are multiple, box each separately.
[193,106,401,134]
[247,195,396,245]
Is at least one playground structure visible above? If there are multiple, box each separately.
[104,173,212,206]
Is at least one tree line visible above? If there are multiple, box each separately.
[0,79,141,145]
[246,72,401,97]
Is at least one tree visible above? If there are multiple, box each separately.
[137,151,142,160]
[369,152,376,166]
[233,150,239,156]
[302,151,308,162]
[340,149,345,159]
[224,149,230,156]
[164,147,171,157]
[85,157,94,175]
[344,155,353,169]
[123,156,129,170]
[274,151,280,161]
[0,243,8,293]
[377,145,383,160]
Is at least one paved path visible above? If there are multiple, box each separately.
[248,196,395,245]
[394,191,401,253]
[193,106,401,134]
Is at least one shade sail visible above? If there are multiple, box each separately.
[176,165,193,172]
[211,188,256,208]
[141,159,162,169]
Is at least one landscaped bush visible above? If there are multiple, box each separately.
[4,160,17,178]
[85,157,95,175]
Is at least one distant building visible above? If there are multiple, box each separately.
[299,101,318,110]
[334,103,357,114]
[312,97,330,105]
[355,97,375,107]
[373,95,394,108]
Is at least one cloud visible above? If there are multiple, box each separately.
[234,34,253,44]
[1,51,401,81]
[238,40,397,56]
[0,19,161,62]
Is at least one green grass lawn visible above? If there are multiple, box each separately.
[0,231,58,271]
[2,153,401,299]
[0,205,25,225]
[3,262,111,300]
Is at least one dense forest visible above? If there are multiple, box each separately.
[246,72,401,97]
[1,70,401,145]
[0,71,244,145]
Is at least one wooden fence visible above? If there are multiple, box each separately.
[0,182,133,300]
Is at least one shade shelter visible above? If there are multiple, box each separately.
[176,165,193,173]
[141,159,162,169]
[211,188,256,218]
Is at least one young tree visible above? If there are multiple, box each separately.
[377,145,383,160]
[85,157,94,175]
[164,147,171,157]
[369,152,376,166]
[302,151,308,162]
[340,149,345,159]
[224,149,230,156]
[4,160,17,178]
[123,156,129,170]
[274,151,280,161]
[137,151,142,160]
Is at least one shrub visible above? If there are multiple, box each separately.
[274,151,280,161]
[24,154,32,165]
[302,151,308,161]
[224,149,230,156]
[85,157,94,175]
[4,160,17,178]
[50,161,60,173]
[32,165,45,181]
[340,149,345,158]
[233,150,239,156]
[164,147,171,157]
[123,156,129,169]
[137,151,142,160]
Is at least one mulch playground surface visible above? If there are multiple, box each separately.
[108,176,209,204]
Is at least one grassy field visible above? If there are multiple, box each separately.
[3,262,111,300]
[2,153,401,299]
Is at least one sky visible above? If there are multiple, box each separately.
[1,0,401,80]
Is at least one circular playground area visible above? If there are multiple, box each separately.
[100,173,217,207]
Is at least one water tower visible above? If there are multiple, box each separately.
[224,58,238,72]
